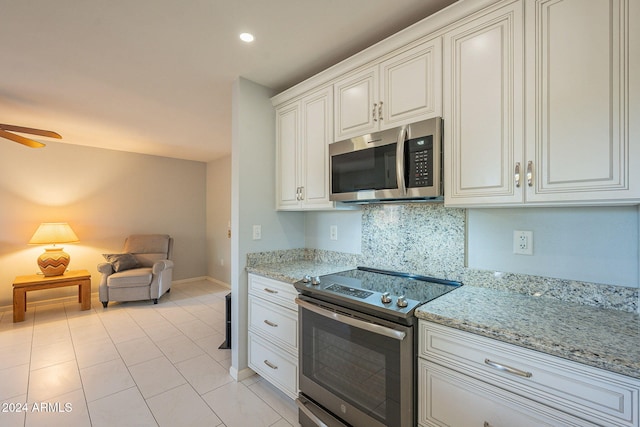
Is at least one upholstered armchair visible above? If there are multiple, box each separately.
[98,234,174,307]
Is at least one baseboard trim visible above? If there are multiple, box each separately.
[0,276,230,312]
[229,366,255,382]
[173,276,230,288]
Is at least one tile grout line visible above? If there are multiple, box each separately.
[66,302,98,427]
[125,296,232,424]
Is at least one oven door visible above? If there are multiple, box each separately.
[296,296,414,427]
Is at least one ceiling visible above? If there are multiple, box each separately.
[0,0,457,162]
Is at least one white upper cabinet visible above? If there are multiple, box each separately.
[445,0,639,207]
[301,88,334,209]
[274,0,639,208]
[276,102,300,209]
[334,39,442,141]
[524,0,639,204]
[276,86,334,210]
[333,67,378,141]
[443,0,524,206]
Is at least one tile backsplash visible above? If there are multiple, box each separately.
[359,203,638,313]
[249,203,638,313]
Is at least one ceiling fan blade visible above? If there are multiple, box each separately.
[0,124,62,139]
[0,128,46,148]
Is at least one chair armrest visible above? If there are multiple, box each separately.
[98,262,114,275]
[152,259,174,274]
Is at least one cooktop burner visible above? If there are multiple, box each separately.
[294,266,462,323]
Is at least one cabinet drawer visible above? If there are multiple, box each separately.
[249,295,298,353]
[418,359,593,427]
[420,321,640,427]
[248,274,298,310]
[248,333,298,400]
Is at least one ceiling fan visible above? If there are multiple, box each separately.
[0,123,61,148]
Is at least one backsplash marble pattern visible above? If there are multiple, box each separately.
[247,204,638,313]
[360,203,465,279]
[359,203,638,313]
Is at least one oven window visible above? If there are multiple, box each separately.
[300,307,402,426]
[331,143,397,193]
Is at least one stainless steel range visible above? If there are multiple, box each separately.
[294,267,462,427]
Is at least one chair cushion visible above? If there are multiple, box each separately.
[107,267,153,288]
[124,234,170,254]
[103,253,140,272]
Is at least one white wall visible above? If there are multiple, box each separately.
[304,210,362,253]
[467,206,639,287]
[206,155,231,285]
[0,139,208,308]
[230,77,305,380]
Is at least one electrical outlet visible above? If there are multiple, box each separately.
[513,230,533,255]
[330,225,338,241]
[252,225,262,240]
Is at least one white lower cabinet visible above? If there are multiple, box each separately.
[247,274,298,399]
[418,321,640,427]
[419,359,589,426]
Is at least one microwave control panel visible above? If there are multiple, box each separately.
[406,135,433,188]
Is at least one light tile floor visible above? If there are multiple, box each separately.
[0,280,298,427]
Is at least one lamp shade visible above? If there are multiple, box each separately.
[29,223,79,276]
[29,222,79,245]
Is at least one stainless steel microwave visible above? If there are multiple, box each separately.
[329,117,442,203]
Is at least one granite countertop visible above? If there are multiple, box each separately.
[246,260,356,285]
[247,252,640,380]
[416,286,640,380]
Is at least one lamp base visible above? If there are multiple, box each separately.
[37,247,70,276]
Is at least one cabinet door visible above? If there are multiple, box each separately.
[443,2,524,206]
[248,333,298,400]
[380,38,442,129]
[301,87,334,209]
[525,0,639,204]
[418,359,593,427]
[275,101,301,209]
[334,67,378,141]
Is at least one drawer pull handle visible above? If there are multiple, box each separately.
[264,288,278,294]
[263,320,278,327]
[484,358,532,378]
[264,360,278,370]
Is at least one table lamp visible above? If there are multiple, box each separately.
[29,222,79,276]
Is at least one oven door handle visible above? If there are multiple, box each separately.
[296,298,407,341]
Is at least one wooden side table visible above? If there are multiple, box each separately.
[13,269,91,322]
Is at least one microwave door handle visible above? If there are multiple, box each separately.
[296,298,406,341]
[396,126,407,195]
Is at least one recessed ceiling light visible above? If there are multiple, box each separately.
[239,33,254,43]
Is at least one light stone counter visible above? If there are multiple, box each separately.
[246,260,356,284]
[246,249,640,380]
[245,248,358,284]
[416,286,640,379]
